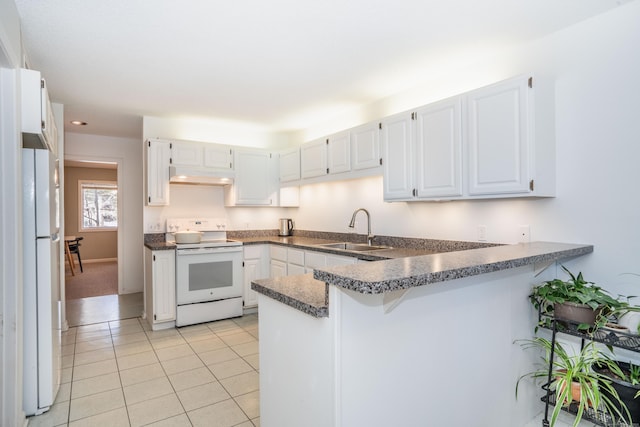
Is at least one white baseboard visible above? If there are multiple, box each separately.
[83,258,117,264]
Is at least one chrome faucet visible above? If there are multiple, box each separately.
[348,208,374,246]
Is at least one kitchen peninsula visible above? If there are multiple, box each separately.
[251,241,593,427]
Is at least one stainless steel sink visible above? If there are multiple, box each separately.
[316,242,390,251]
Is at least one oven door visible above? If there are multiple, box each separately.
[176,246,243,305]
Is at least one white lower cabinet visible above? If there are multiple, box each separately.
[270,245,288,277]
[144,248,176,330]
[306,251,356,273]
[243,245,269,308]
[269,245,357,277]
[287,248,306,275]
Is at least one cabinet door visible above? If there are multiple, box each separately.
[300,139,328,179]
[467,76,532,195]
[204,144,233,170]
[287,264,306,276]
[415,97,463,198]
[327,131,350,175]
[243,258,261,308]
[244,245,267,308]
[172,141,203,167]
[351,122,380,171]
[381,111,414,201]
[146,139,171,206]
[279,148,300,182]
[270,260,287,278]
[152,250,176,323]
[304,251,326,270]
[231,149,274,205]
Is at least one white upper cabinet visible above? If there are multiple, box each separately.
[21,68,58,152]
[327,131,350,174]
[171,141,203,167]
[301,139,328,179]
[414,97,463,198]
[466,76,531,196]
[279,147,300,182]
[351,122,380,171]
[382,74,553,201]
[204,144,233,170]
[381,111,414,201]
[225,149,277,206]
[171,141,233,171]
[146,139,171,206]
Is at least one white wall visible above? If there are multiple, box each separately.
[65,133,144,294]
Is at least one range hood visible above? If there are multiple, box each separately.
[169,165,234,186]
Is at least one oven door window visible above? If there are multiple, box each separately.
[189,260,233,291]
[176,250,243,305]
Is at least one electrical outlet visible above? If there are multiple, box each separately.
[477,225,487,241]
[519,225,531,243]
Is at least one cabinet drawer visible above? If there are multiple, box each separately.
[305,251,327,269]
[326,254,356,266]
[287,248,305,266]
[270,245,287,262]
[243,245,263,259]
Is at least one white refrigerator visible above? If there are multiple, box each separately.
[22,148,62,416]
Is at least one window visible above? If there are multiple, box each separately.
[79,180,118,231]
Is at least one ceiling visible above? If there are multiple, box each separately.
[14,0,631,140]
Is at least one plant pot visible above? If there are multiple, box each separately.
[594,361,640,423]
[603,323,631,336]
[618,312,640,335]
[556,377,584,404]
[554,301,602,326]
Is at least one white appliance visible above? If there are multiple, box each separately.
[167,218,243,327]
[22,148,61,416]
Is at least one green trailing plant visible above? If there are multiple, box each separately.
[628,364,640,386]
[530,266,635,331]
[516,337,631,426]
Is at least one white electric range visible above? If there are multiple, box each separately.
[166,218,244,327]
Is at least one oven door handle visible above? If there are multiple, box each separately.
[176,247,242,255]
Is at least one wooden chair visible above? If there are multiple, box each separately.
[67,236,84,273]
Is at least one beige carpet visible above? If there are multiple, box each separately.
[65,261,118,300]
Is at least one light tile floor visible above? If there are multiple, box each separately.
[28,315,260,427]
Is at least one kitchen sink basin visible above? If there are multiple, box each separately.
[316,242,390,251]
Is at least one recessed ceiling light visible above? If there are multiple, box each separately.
[70,120,87,126]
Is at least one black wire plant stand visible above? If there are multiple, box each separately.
[537,308,640,427]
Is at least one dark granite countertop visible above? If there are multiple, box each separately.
[144,241,177,251]
[251,241,593,317]
[313,241,593,294]
[252,274,328,318]
[236,235,440,261]
[142,231,593,318]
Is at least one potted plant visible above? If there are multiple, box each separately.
[516,337,631,427]
[530,266,633,331]
[593,360,640,424]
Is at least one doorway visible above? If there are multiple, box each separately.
[62,159,141,326]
